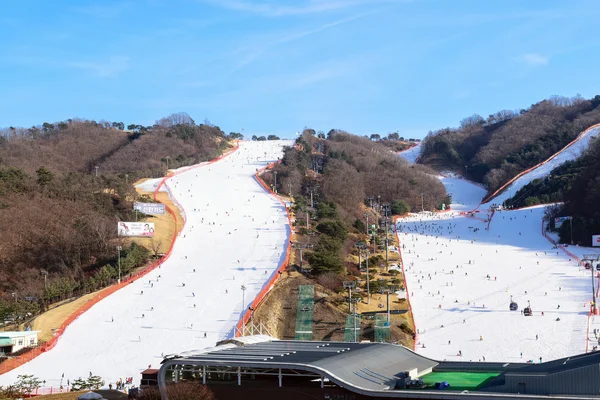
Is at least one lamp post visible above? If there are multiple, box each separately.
[41,270,48,290]
[365,250,370,304]
[584,254,599,315]
[241,285,247,312]
[117,246,122,283]
[94,166,99,177]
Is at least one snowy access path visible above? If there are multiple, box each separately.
[0,140,292,387]
[398,206,593,363]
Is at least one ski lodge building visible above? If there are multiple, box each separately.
[0,331,40,354]
[158,335,600,400]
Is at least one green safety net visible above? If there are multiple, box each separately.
[374,314,391,343]
[344,314,360,342]
[294,285,314,340]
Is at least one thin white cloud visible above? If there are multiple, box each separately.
[228,12,367,73]
[72,2,133,18]
[520,53,549,66]
[66,56,131,77]
[201,0,406,17]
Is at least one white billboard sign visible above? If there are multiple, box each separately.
[134,202,165,215]
[593,235,600,247]
[118,222,155,237]
[554,216,572,229]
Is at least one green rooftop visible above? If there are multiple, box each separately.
[419,371,500,391]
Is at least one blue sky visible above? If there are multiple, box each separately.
[1,0,600,139]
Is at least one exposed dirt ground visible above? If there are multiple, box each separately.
[249,271,414,346]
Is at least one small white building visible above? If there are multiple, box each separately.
[0,331,40,354]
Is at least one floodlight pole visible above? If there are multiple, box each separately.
[351,298,359,342]
[343,281,356,313]
[241,285,247,312]
[584,255,598,315]
[273,171,277,194]
[117,246,122,283]
[381,286,398,324]
[306,211,309,230]
[365,250,370,304]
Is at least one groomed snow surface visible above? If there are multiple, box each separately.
[0,140,293,387]
[398,206,595,363]
[396,128,600,363]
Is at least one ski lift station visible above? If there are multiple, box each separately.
[158,335,600,400]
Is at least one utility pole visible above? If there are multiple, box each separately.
[343,281,356,313]
[117,246,122,283]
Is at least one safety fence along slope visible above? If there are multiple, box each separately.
[234,161,293,336]
[0,142,240,376]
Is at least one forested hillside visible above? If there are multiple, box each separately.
[262,129,447,276]
[0,114,234,325]
[420,95,600,195]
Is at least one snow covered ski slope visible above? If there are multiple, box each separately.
[483,124,600,206]
[398,206,594,363]
[397,142,421,164]
[0,140,292,387]
[396,127,600,364]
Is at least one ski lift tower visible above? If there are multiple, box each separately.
[583,254,600,315]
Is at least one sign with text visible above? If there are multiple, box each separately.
[593,235,600,247]
[118,222,155,237]
[134,202,165,215]
[554,216,572,229]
